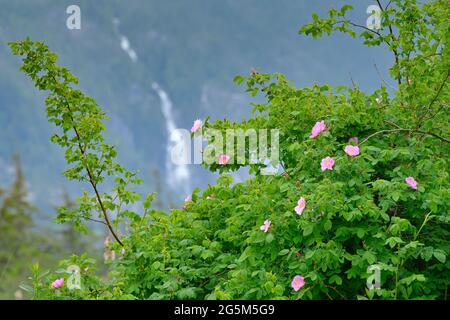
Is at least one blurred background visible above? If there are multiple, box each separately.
[0,0,392,299]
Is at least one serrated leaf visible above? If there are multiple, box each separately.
[433,250,446,263]
[303,225,314,236]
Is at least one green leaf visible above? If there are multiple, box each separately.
[238,247,252,263]
[433,250,446,263]
[19,284,34,293]
[266,233,274,243]
[385,237,404,248]
[233,75,245,84]
[392,192,400,202]
[177,287,197,299]
[329,275,342,285]
[356,229,365,239]
[200,249,215,260]
[280,183,291,193]
[324,220,332,231]
[151,261,161,270]
[303,224,314,237]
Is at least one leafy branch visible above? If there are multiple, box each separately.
[9,39,144,246]
[299,1,404,85]
[58,90,123,245]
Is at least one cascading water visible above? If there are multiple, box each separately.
[152,83,191,196]
[113,18,190,197]
[119,35,138,63]
[114,18,138,63]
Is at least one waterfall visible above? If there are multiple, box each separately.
[114,18,138,63]
[119,35,138,63]
[152,83,191,195]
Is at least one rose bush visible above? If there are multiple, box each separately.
[10,0,449,299]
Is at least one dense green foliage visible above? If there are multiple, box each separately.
[9,0,449,299]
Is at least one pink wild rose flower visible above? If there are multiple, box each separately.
[291,275,305,291]
[190,119,202,133]
[260,220,271,233]
[295,197,306,215]
[321,157,335,171]
[218,154,231,165]
[51,278,64,289]
[344,145,360,157]
[309,120,327,139]
[182,195,192,209]
[405,177,418,190]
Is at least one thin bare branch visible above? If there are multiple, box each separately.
[417,72,449,126]
[373,62,396,89]
[361,127,450,144]
[324,285,347,300]
[385,1,393,11]
[376,0,385,11]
